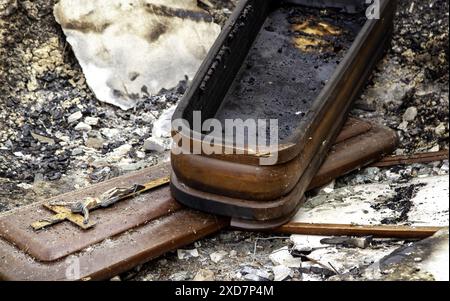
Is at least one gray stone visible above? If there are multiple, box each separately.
[100,128,120,139]
[143,137,167,152]
[68,111,83,123]
[243,273,262,281]
[169,271,190,281]
[117,159,148,172]
[177,248,199,260]
[435,122,447,137]
[403,106,418,122]
[269,246,302,268]
[152,105,176,138]
[110,144,132,157]
[240,266,272,281]
[74,122,92,132]
[85,137,104,149]
[272,265,292,281]
[71,147,84,156]
[84,116,99,126]
[210,250,228,263]
[31,132,55,145]
[193,269,215,281]
[398,121,409,131]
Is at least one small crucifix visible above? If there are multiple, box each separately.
[31,203,97,230]
[31,176,170,231]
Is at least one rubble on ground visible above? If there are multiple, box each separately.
[0,0,234,211]
[0,0,448,281]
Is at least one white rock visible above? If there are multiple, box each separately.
[361,228,449,281]
[54,0,221,110]
[143,137,167,152]
[210,250,228,263]
[418,229,449,281]
[435,123,447,137]
[385,170,401,181]
[290,235,329,252]
[71,147,84,156]
[243,274,261,281]
[429,144,440,152]
[110,144,132,157]
[177,248,199,260]
[441,160,449,173]
[255,269,272,280]
[169,271,189,281]
[272,265,292,281]
[74,122,92,132]
[136,151,146,159]
[403,106,418,122]
[398,121,409,131]
[140,112,157,124]
[269,246,302,268]
[17,183,33,190]
[85,137,104,149]
[13,151,24,157]
[116,159,147,172]
[132,127,149,137]
[152,105,177,138]
[240,266,271,280]
[84,117,99,126]
[68,111,83,123]
[193,269,215,281]
[319,181,335,194]
[100,128,120,139]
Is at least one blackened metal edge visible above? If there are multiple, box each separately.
[172,0,272,124]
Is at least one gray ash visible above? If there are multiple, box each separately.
[391,0,449,83]
[0,1,191,183]
[352,0,449,155]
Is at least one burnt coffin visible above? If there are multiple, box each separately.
[170,0,397,229]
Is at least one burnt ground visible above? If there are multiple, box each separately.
[371,183,427,225]
[0,0,448,281]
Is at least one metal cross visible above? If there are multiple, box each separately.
[31,176,170,231]
[31,203,96,230]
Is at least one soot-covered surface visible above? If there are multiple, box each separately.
[214,4,366,142]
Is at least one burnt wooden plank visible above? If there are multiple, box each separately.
[0,210,227,281]
[0,164,179,262]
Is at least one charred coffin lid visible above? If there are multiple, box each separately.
[171,0,397,228]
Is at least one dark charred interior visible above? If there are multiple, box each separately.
[213,4,367,143]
